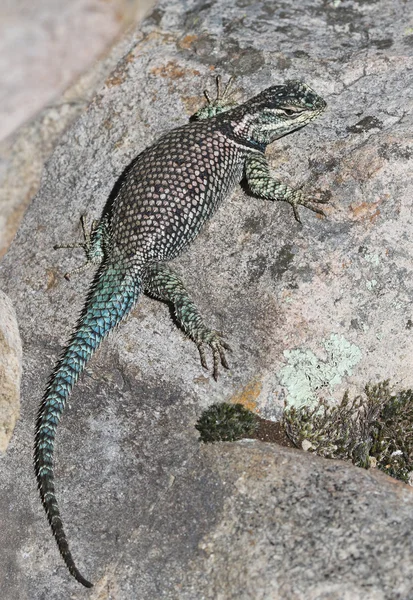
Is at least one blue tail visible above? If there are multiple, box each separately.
[34,262,140,587]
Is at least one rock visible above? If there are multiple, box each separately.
[0,0,413,597]
[0,11,152,258]
[180,442,413,600]
[0,0,152,142]
[0,290,22,452]
[301,439,314,452]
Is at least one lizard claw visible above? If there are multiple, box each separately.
[197,331,232,381]
[194,75,238,120]
[288,189,328,223]
[204,74,236,106]
[54,215,103,279]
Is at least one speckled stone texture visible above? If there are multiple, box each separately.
[0,290,22,452]
[0,30,138,258]
[0,0,154,258]
[0,0,413,597]
[0,0,152,142]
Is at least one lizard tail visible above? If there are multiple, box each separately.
[34,262,141,588]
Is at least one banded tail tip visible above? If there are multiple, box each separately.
[71,568,93,588]
[67,553,92,587]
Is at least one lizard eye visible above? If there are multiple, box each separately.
[282,108,302,117]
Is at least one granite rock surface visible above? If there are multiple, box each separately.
[0,0,413,598]
[0,290,22,452]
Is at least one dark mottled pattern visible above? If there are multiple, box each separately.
[111,120,246,262]
[34,78,326,587]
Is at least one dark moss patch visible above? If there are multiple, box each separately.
[196,403,258,443]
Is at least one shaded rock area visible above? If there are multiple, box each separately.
[179,443,413,600]
[0,29,140,258]
[0,0,153,142]
[0,0,413,598]
[0,291,22,452]
[0,0,154,257]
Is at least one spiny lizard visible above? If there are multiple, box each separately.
[34,76,327,587]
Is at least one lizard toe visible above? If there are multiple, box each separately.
[196,331,231,380]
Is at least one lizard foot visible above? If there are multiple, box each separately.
[204,74,235,107]
[286,189,328,224]
[193,75,238,120]
[54,215,102,279]
[196,330,232,381]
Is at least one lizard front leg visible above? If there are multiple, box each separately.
[245,152,327,223]
[142,263,230,380]
[192,75,237,120]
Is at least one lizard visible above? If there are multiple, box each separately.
[34,76,327,587]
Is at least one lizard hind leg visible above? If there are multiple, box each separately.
[142,263,231,381]
[54,214,105,279]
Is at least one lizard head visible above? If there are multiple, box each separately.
[231,81,326,148]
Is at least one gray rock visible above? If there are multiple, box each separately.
[180,442,413,600]
[0,0,413,598]
[0,15,151,257]
[0,290,22,452]
[0,0,152,142]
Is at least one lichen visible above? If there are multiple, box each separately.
[278,334,362,407]
[283,381,413,483]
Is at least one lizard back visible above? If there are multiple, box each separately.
[109,117,248,264]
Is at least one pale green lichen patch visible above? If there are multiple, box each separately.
[279,334,362,407]
[364,252,380,266]
[366,279,378,290]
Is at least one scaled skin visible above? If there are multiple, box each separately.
[34,77,326,587]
